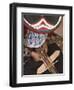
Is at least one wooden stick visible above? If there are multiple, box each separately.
[37,50,60,74]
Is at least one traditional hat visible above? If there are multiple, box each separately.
[24,15,62,48]
[24,15,62,33]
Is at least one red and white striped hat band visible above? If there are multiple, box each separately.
[24,15,62,34]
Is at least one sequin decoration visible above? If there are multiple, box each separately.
[26,31,47,48]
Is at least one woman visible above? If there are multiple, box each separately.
[23,15,63,75]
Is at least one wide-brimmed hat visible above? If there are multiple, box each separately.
[24,14,62,34]
[24,14,62,48]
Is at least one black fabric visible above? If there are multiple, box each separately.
[23,43,63,75]
[24,14,60,25]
